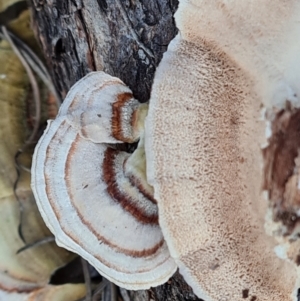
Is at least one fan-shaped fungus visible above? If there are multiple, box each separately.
[31,72,176,290]
[145,0,300,300]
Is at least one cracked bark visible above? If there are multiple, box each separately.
[28,0,178,102]
[28,0,202,300]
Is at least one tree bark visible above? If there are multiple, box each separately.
[29,0,178,102]
[28,0,203,300]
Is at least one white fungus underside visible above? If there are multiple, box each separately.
[31,117,177,289]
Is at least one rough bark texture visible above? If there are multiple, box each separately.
[118,272,202,301]
[28,0,203,300]
[29,0,178,102]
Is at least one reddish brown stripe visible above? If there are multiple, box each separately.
[69,206,164,258]
[43,123,169,273]
[103,148,158,225]
[87,80,125,107]
[94,248,171,274]
[111,92,134,142]
[68,80,123,110]
[79,112,89,139]
[67,227,167,273]
[63,135,161,257]
[57,219,151,274]
[45,120,68,221]
[67,95,81,110]
[72,207,164,259]
[128,174,157,205]
[45,175,62,222]
[67,226,170,275]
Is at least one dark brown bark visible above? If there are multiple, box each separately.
[28,0,203,300]
[28,0,178,102]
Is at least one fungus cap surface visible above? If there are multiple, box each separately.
[145,1,300,299]
[31,72,176,290]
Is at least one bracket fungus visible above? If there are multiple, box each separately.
[32,0,300,300]
[145,0,300,300]
[31,72,176,289]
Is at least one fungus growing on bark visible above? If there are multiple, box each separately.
[31,72,176,290]
[32,1,300,299]
[59,72,147,144]
[144,0,300,300]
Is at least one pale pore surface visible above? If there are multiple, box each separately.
[145,36,299,300]
[176,0,300,111]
